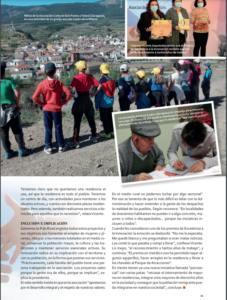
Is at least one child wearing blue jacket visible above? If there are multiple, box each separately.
[147,67,166,107]
[94,64,115,138]
[201,62,212,101]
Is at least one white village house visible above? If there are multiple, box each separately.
[49,55,62,62]
[10,59,22,66]
[36,56,49,63]
[13,64,30,72]
[9,70,33,80]
[40,61,65,72]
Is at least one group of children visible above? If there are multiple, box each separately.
[118,60,212,111]
[1,61,116,158]
[1,59,212,159]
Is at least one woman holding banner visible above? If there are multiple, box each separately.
[165,0,189,57]
[137,0,167,57]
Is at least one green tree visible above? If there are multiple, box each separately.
[5,71,12,78]
[59,70,71,87]
[62,54,69,60]
[14,76,23,87]
[11,43,19,48]
[69,67,79,80]
[109,67,120,82]
[24,32,34,40]
[60,71,64,81]
[28,75,35,85]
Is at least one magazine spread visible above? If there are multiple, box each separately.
[1,0,226,299]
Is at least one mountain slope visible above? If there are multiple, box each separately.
[1,1,125,24]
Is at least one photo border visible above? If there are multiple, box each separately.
[113,101,222,186]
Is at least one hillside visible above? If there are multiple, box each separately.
[1,0,125,24]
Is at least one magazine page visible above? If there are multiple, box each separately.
[1,0,226,299]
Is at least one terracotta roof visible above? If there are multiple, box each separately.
[14,64,30,69]
[10,71,33,74]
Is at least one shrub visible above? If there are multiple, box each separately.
[20,95,40,113]
[62,54,69,60]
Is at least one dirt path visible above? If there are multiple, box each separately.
[1,74,226,176]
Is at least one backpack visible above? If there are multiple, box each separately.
[126,85,137,103]
[149,77,164,91]
[182,80,191,92]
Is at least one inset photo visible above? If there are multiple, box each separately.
[113,102,221,184]
[126,0,226,57]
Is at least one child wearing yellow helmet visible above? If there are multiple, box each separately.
[95,64,116,139]
[147,67,166,107]
[67,61,102,148]
[135,70,150,109]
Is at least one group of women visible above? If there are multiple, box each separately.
[137,0,210,57]
[134,59,203,109]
